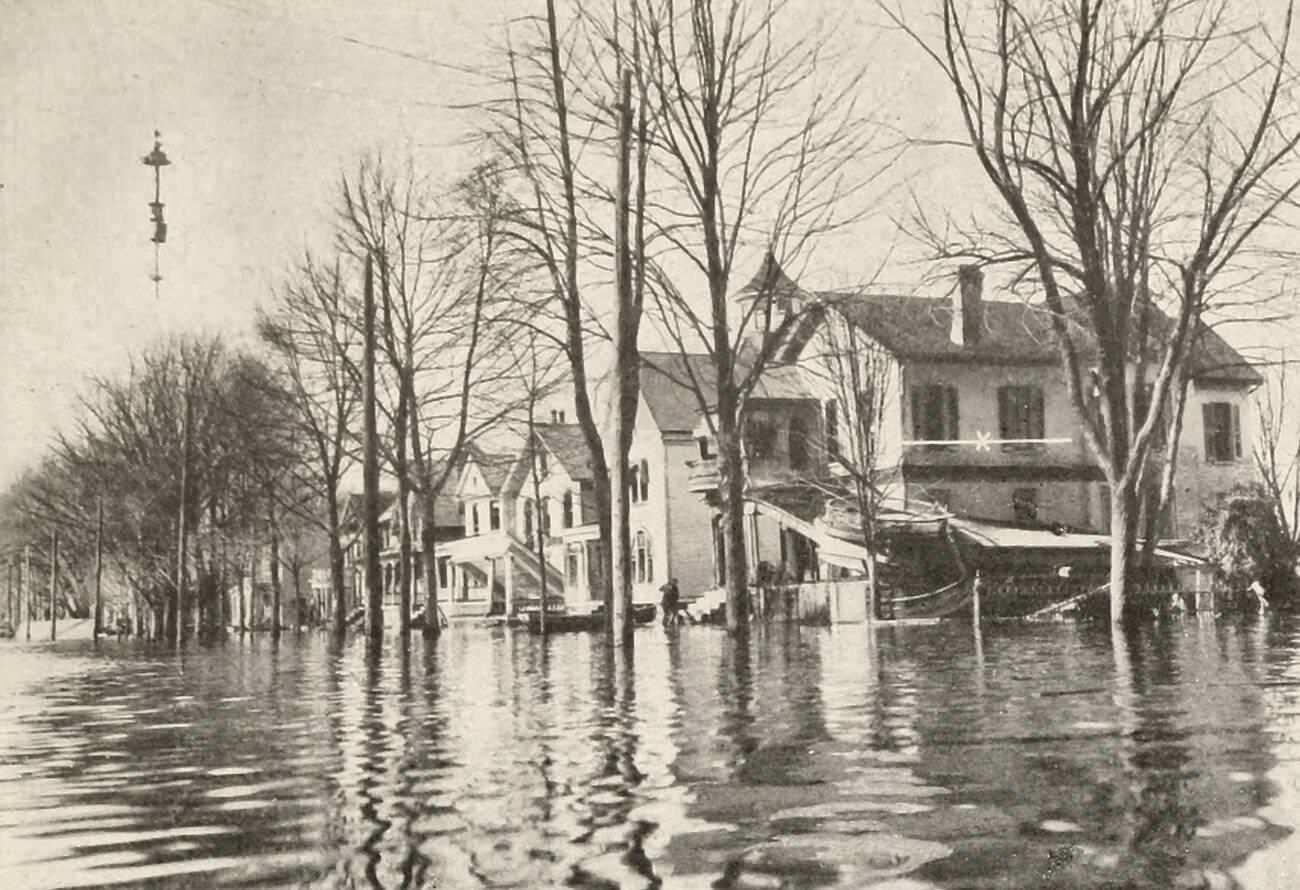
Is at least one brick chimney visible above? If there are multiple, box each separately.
[951,265,984,347]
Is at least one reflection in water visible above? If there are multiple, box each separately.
[0,618,1297,888]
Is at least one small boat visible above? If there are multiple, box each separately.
[878,578,972,621]
[525,603,658,634]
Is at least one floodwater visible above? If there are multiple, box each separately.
[2,618,1300,890]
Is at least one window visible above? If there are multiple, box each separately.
[911,385,959,445]
[635,530,653,583]
[536,445,549,476]
[628,464,640,504]
[437,556,450,590]
[697,436,713,459]
[471,503,480,536]
[566,546,581,587]
[562,491,574,528]
[489,500,501,531]
[825,400,840,460]
[998,385,1045,448]
[744,413,778,460]
[523,500,534,545]
[1013,487,1039,523]
[1203,401,1241,462]
[540,499,552,537]
[639,459,650,502]
[789,415,810,470]
[1134,383,1167,451]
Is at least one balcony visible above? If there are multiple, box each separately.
[687,457,720,494]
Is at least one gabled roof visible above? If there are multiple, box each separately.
[639,351,716,433]
[532,423,594,481]
[822,292,1262,386]
[341,491,399,531]
[462,444,516,495]
[638,351,818,434]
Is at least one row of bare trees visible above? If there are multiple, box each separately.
[0,337,317,640]
[258,157,527,639]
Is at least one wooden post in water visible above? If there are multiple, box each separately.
[49,529,59,641]
[93,497,104,641]
[971,569,982,629]
[361,254,384,642]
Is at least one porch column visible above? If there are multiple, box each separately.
[486,558,496,611]
[745,503,761,575]
[504,554,514,615]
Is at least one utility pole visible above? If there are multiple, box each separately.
[93,497,104,641]
[49,530,59,641]
[362,254,384,642]
[609,67,635,646]
[175,386,192,646]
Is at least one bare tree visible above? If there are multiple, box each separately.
[888,0,1300,622]
[259,256,360,636]
[631,0,884,632]
[485,0,653,637]
[801,301,900,620]
[1255,357,1300,555]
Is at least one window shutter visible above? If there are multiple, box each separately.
[945,386,960,440]
[1232,403,1242,459]
[1202,403,1215,459]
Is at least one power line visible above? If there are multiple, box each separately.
[193,0,481,77]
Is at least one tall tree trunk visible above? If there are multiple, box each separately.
[410,420,443,640]
[719,421,749,632]
[268,501,282,637]
[421,500,440,637]
[362,254,384,641]
[1109,480,1138,625]
[326,490,347,635]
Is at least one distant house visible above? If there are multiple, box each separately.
[340,481,464,625]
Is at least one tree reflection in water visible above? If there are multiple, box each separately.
[0,619,1294,890]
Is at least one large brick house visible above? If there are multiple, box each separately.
[780,265,1262,537]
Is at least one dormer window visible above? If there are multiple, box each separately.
[489,500,501,531]
[639,459,650,502]
[562,491,574,528]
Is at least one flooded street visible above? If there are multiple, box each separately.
[2,617,1299,889]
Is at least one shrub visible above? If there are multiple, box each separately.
[1195,483,1297,610]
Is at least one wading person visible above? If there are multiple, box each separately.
[660,578,684,626]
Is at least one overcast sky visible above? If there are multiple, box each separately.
[3,0,1292,489]
[0,0,967,488]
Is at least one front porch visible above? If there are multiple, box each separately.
[440,528,603,619]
